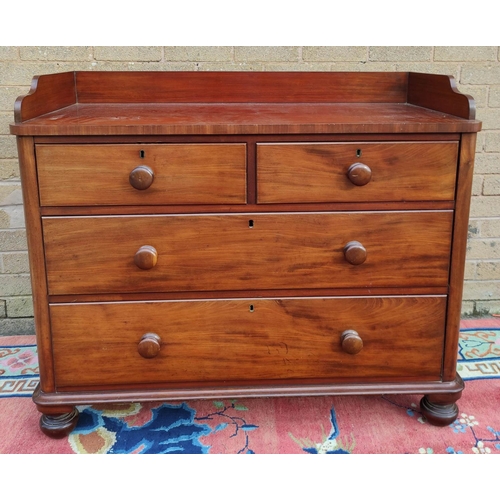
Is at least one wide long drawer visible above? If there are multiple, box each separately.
[257,142,458,203]
[43,211,453,295]
[36,144,247,206]
[50,296,447,388]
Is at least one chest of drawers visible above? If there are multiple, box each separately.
[11,71,481,437]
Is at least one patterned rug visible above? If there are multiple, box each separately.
[1,320,499,454]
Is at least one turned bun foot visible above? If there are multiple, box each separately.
[39,408,80,438]
[420,395,459,427]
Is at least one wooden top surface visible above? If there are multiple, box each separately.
[10,71,482,135]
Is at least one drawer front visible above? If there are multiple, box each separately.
[43,211,453,295]
[50,296,446,388]
[36,144,247,206]
[257,142,458,203]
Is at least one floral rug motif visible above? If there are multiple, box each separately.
[0,326,499,454]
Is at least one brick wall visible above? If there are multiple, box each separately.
[1,46,499,334]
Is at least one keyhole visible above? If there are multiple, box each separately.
[140,150,145,158]
[356,149,362,158]
[249,219,254,228]
[249,304,255,312]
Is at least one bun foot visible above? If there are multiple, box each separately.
[420,395,459,427]
[39,408,79,438]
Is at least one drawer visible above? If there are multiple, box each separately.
[50,296,447,388]
[257,142,458,203]
[36,144,247,206]
[43,211,453,295]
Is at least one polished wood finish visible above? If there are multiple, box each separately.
[443,133,477,381]
[408,73,476,120]
[134,245,158,270]
[10,71,480,433]
[39,409,79,438]
[14,72,76,123]
[16,137,55,392]
[347,163,372,186]
[42,211,453,295]
[129,165,154,190]
[257,142,458,203]
[137,333,162,359]
[343,241,367,266]
[341,330,364,355]
[36,144,247,206]
[49,296,446,388]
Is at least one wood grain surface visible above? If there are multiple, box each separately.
[257,142,458,203]
[50,296,447,387]
[36,144,246,206]
[42,211,453,295]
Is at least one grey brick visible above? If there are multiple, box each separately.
[467,239,500,259]
[5,296,33,318]
[0,182,23,205]
[470,196,500,217]
[369,46,431,62]
[394,62,460,75]
[481,219,500,238]
[0,160,20,181]
[483,175,500,195]
[489,85,500,107]
[434,46,497,61]
[2,252,29,273]
[196,62,264,72]
[0,229,27,251]
[164,46,233,62]
[474,153,500,174]
[0,135,18,158]
[485,132,500,152]
[0,274,32,296]
[0,206,25,229]
[235,47,299,62]
[20,46,93,61]
[0,47,19,60]
[476,108,500,130]
[0,317,34,335]
[472,175,483,195]
[94,47,162,62]
[475,300,500,314]
[462,64,500,85]
[302,47,367,62]
[463,280,500,300]
[476,261,500,280]
[0,299,5,318]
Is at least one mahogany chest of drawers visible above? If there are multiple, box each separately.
[10,71,481,437]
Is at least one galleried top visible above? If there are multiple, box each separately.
[10,71,481,136]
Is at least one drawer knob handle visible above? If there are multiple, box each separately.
[347,162,372,186]
[138,333,161,358]
[134,245,158,270]
[343,241,367,265]
[341,330,363,355]
[129,165,155,190]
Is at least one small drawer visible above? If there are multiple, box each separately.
[50,296,446,388]
[42,211,453,295]
[257,142,458,203]
[36,144,247,206]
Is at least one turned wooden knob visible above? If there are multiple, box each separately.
[134,245,158,270]
[138,333,161,358]
[341,330,363,355]
[343,241,367,265]
[347,163,372,186]
[129,165,154,190]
